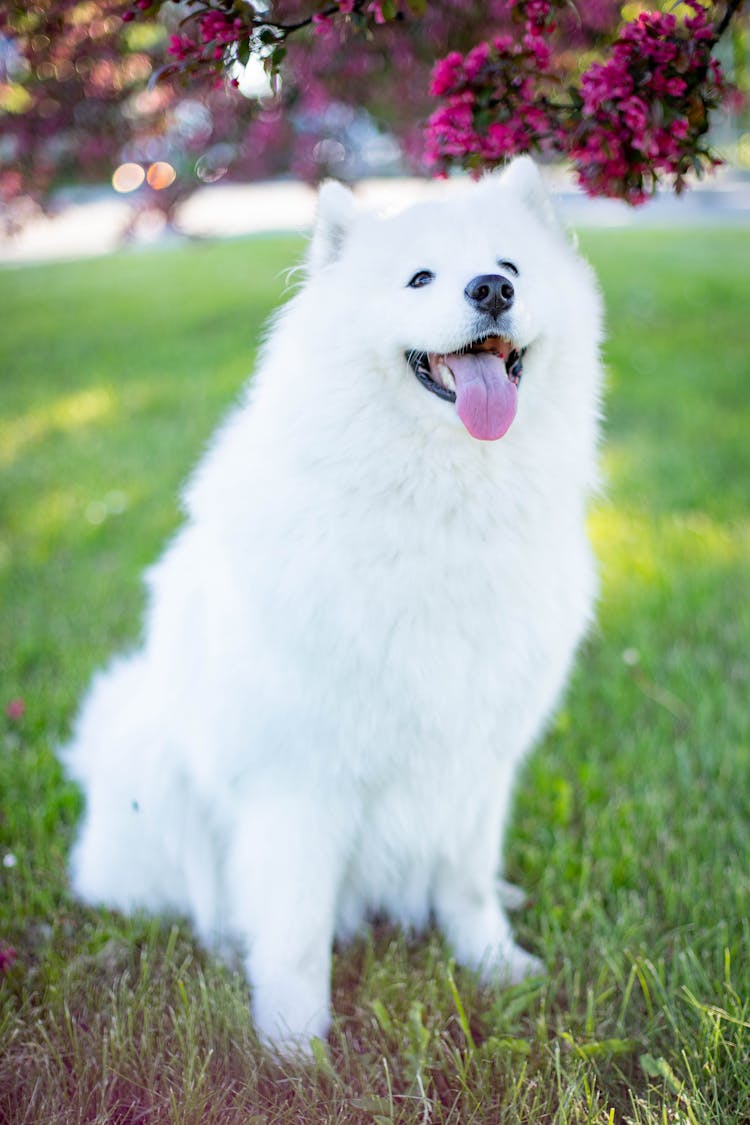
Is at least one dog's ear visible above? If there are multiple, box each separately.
[495,156,559,230]
[307,180,356,273]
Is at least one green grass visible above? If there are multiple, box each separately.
[1,226,749,1123]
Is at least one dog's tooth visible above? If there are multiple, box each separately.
[437,359,456,392]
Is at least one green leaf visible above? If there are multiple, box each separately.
[574,1037,638,1059]
[371,998,393,1035]
[310,1036,338,1081]
[269,44,286,71]
[640,1054,683,1094]
[446,968,476,1051]
[350,1096,393,1113]
[479,1036,532,1057]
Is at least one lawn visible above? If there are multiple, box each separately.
[1,224,749,1123]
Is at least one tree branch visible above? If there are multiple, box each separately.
[714,0,744,42]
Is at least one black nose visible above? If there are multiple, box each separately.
[464,273,515,317]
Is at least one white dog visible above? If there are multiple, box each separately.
[65,157,603,1054]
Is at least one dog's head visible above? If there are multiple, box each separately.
[301,158,601,443]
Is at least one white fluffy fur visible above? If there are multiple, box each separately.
[65,158,603,1054]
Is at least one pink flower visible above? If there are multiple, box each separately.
[620,96,648,135]
[0,944,16,973]
[481,122,517,159]
[5,699,25,721]
[430,51,463,97]
[167,35,195,62]
[523,33,551,70]
[665,77,687,97]
[367,2,389,25]
[525,0,551,18]
[312,12,333,35]
[464,43,490,82]
[491,35,513,54]
[581,60,633,109]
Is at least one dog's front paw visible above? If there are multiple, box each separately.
[480,940,545,987]
[436,882,544,987]
[254,1008,331,1063]
[256,1022,328,1064]
[251,974,331,1061]
[496,878,530,912]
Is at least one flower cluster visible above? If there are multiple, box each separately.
[425,1,562,169]
[426,0,732,204]
[122,0,399,85]
[168,10,250,67]
[3,0,743,213]
[569,0,726,203]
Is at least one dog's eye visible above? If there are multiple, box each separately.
[497,260,519,276]
[407,270,435,289]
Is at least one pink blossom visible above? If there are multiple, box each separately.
[620,96,648,135]
[312,13,333,34]
[0,944,16,974]
[482,122,517,158]
[521,104,552,133]
[199,11,239,46]
[5,699,25,721]
[367,2,389,25]
[167,35,194,62]
[665,77,687,97]
[430,51,463,97]
[581,61,633,109]
[522,33,551,70]
[464,43,490,82]
[491,35,513,54]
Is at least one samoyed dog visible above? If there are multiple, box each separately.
[65,157,603,1054]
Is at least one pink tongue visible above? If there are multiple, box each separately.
[446,352,518,441]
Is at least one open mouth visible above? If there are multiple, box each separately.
[406,335,525,441]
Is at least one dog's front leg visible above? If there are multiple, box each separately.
[432,783,544,986]
[226,788,345,1057]
[434,869,543,985]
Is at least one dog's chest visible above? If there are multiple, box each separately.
[281,459,594,774]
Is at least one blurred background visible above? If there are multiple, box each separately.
[1,0,750,262]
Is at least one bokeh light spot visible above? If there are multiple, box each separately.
[112,162,145,193]
[146,161,176,190]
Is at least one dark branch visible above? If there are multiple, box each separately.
[714,0,744,41]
